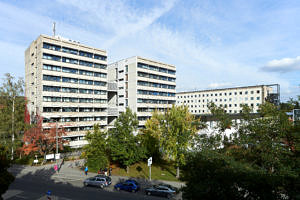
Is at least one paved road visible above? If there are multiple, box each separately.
[3,161,184,200]
[3,175,167,200]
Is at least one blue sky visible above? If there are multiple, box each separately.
[0,0,299,101]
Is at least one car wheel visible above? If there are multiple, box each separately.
[131,189,136,193]
[167,194,171,199]
[116,187,120,191]
[100,184,104,189]
[147,191,151,196]
[84,182,88,187]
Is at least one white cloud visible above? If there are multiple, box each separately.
[261,56,300,72]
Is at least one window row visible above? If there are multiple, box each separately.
[137,72,176,82]
[137,62,175,75]
[43,107,107,113]
[178,96,261,104]
[137,89,175,97]
[178,90,261,98]
[43,75,107,86]
[137,98,175,104]
[43,85,107,95]
[137,81,175,90]
[137,108,168,112]
[43,42,107,61]
[43,96,107,103]
[42,54,107,69]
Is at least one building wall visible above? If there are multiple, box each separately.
[25,34,108,147]
[108,56,176,127]
[176,85,273,115]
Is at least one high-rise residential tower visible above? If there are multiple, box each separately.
[108,56,176,128]
[25,34,108,147]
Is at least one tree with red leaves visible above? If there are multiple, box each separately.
[21,116,67,163]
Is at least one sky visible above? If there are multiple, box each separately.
[0,0,299,101]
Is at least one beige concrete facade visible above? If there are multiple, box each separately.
[25,35,108,147]
[108,56,176,127]
[176,85,275,115]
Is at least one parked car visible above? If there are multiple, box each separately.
[95,174,112,185]
[158,183,179,194]
[114,180,140,192]
[83,176,111,189]
[145,185,176,199]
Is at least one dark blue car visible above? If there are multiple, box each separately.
[114,180,140,193]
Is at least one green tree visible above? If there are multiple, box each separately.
[0,73,26,160]
[0,145,15,199]
[107,108,145,173]
[83,124,109,172]
[208,102,233,132]
[181,102,300,199]
[144,105,201,178]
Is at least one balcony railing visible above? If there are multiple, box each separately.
[108,107,118,116]
[108,82,117,91]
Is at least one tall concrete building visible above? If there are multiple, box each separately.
[108,56,176,127]
[176,84,280,115]
[25,34,109,147]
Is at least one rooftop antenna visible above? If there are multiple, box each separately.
[52,22,56,37]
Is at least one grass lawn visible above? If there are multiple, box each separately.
[111,161,179,182]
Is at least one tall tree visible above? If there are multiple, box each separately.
[84,124,109,171]
[0,73,26,160]
[21,117,67,163]
[144,105,201,178]
[108,108,145,173]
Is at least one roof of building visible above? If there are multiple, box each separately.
[176,84,274,95]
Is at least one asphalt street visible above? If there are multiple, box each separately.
[3,175,173,200]
[3,162,183,200]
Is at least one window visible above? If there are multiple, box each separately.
[79,51,93,58]
[43,64,61,72]
[62,47,78,55]
[62,67,78,74]
[257,90,260,94]
[43,75,60,82]
[43,43,60,51]
[62,77,78,83]
[94,54,107,61]
[257,97,260,100]
[239,92,242,95]
[250,97,254,100]
[94,63,107,69]
[245,91,248,94]
[62,57,78,64]
[94,90,106,95]
[79,60,93,67]
[43,53,60,61]
[79,70,93,76]
[43,85,60,92]
[62,87,78,93]
[94,81,106,86]
[79,79,93,85]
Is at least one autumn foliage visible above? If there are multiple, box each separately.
[21,116,67,157]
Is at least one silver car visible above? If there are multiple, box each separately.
[83,176,110,189]
[145,185,176,199]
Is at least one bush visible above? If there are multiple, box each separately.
[14,155,34,165]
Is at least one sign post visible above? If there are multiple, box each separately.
[148,157,152,181]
